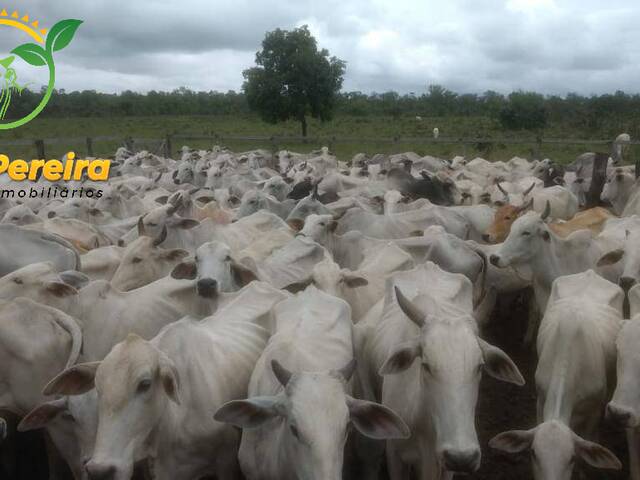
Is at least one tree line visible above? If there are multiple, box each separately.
[6,85,639,133]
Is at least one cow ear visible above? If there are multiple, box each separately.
[329,220,338,232]
[163,249,189,262]
[170,261,197,280]
[59,270,90,290]
[88,208,103,217]
[228,196,241,207]
[597,249,625,267]
[346,397,410,440]
[231,260,258,286]
[176,218,199,230]
[478,338,525,386]
[287,218,304,232]
[159,352,181,405]
[43,362,101,396]
[46,281,78,298]
[283,278,312,294]
[18,399,67,432]
[574,435,622,470]
[342,272,369,288]
[489,429,534,453]
[379,340,422,375]
[214,396,283,429]
[155,195,169,205]
[541,230,551,242]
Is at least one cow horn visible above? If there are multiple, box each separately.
[137,216,146,236]
[523,182,536,197]
[153,226,167,247]
[394,286,425,328]
[496,182,508,197]
[333,359,357,382]
[518,198,534,213]
[271,359,293,387]
[541,200,551,221]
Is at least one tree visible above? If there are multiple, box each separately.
[499,91,547,130]
[242,25,346,137]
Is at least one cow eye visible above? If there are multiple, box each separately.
[147,222,157,227]
[521,231,531,236]
[290,425,300,439]
[132,257,142,264]
[318,222,326,227]
[13,277,23,284]
[504,216,512,220]
[137,379,152,393]
[12,216,19,220]
[225,256,232,262]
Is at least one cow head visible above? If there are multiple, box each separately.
[170,241,257,298]
[111,229,188,291]
[44,334,180,480]
[601,168,636,215]
[597,229,640,291]
[19,392,98,480]
[296,214,338,246]
[118,204,199,247]
[286,191,332,222]
[1,204,41,226]
[489,206,552,269]
[214,359,409,480]
[490,420,621,480]
[380,287,524,474]
[482,200,533,244]
[0,262,87,311]
[262,176,292,201]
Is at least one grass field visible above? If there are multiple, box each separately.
[1,114,635,165]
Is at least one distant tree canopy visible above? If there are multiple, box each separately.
[242,25,346,136]
[4,83,640,137]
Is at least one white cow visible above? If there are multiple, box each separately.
[607,284,640,480]
[43,302,276,480]
[491,271,623,478]
[215,287,409,479]
[358,263,524,479]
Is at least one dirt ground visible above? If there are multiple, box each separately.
[0,292,631,480]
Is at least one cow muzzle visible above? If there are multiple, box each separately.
[86,462,116,480]
[197,278,218,298]
[606,403,637,428]
[619,276,637,292]
[489,254,502,267]
[442,448,481,473]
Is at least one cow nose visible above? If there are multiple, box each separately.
[489,254,500,266]
[482,233,491,243]
[619,276,637,291]
[197,278,218,297]
[48,211,56,218]
[607,403,634,427]
[442,448,481,473]
[86,462,116,480]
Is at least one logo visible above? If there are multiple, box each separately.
[0,10,82,130]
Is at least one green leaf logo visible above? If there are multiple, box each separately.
[46,19,83,54]
[10,43,49,66]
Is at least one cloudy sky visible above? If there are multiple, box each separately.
[2,0,639,96]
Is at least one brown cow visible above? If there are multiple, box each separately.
[483,204,614,243]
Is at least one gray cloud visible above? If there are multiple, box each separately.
[1,0,639,95]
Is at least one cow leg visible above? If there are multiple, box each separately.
[386,441,409,480]
[629,427,640,480]
[45,432,73,480]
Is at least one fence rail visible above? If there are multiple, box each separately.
[1,134,638,159]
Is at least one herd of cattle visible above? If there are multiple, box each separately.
[0,138,639,480]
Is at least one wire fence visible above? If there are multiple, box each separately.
[2,134,638,163]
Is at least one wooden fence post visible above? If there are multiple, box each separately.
[165,134,172,158]
[586,152,609,208]
[86,137,94,157]
[34,139,45,159]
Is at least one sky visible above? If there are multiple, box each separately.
[1,0,639,96]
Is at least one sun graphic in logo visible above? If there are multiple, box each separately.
[0,9,82,130]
